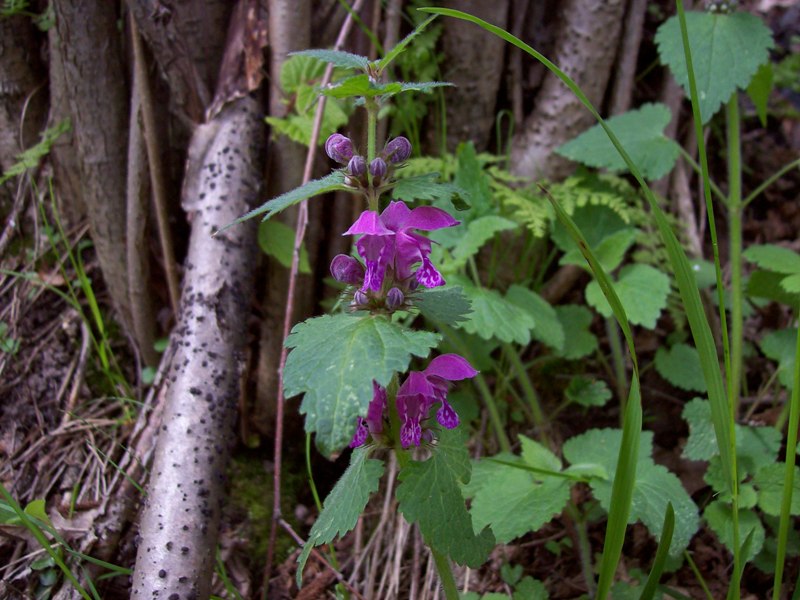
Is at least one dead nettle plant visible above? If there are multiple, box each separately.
[225,17,499,598]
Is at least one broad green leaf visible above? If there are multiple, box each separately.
[395,81,452,94]
[291,48,370,71]
[704,500,764,560]
[563,428,699,557]
[747,269,800,306]
[689,258,717,289]
[656,11,774,123]
[454,280,536,345]
[753,463,800,517]
[655,343,707,392]
[377,15,437,71]
[257,220,311,274]
[586,264,670,329]
[506,285,565,352]
[781,273,800,295]
[565,376,612,407]
[296,448,384,585]
[556,104,680,180]
[451,216,517,266]
[397,427,495,566]
[322,74,399,98]
[760,328,798,390]
[279,55,325,93]
[392,173,470,209]
[554,305,598,360]
[416,286,473,326]
[224,171,349,231]
[560,228,638,273]
[747,63,773,127]
[513,577,549,600]
[682,398,718,461]
[454,142,492,217]
[551,204,628,258]
[285,314,440,456]
[24,499,52,527]
[743,244,800,275]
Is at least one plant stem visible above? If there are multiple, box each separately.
[742,156,800,208]
[727,94,743,414]
[503,343,549,445]
[605,316,628,420]
[431,547,460,600]
[365,96,378,195]
[566,502,595,597]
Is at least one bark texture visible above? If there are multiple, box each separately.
[441,0,510,151]
[52,0,133,331]
[510,0,626,180]
[131,96,262,598]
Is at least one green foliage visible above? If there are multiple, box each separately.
[416,286,473,326]
[322,74,451,99]
[744,244,800,302]
[565,376,612,407]
[760,328,798,390]
[296,448,384,585]
[753,464,800,517]
[747,63,773,127]
[0,0,29,17]
[392,172,469,208]
[465,437,572,543]
[655,343,707,392]
[585,264,671,329]
[284,314,440,456]
[704,500,765,561]
[257,220,311,274]
[556,104,680,180]
[0,119,70,185]
[451,277,536,345]
[554,305,598,360]
[291,48,370,71]
[0,321,20,355]
[450,216,517,269]
[505,285,565,352]
[682,398,718,461]
[656,10,774,123]
[551,204,637,272]
[563,429,699,557]
[396,427,495,567]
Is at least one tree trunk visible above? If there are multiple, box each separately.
[52,0,133,332]
[131,96,262,598]
[510,0,626,180]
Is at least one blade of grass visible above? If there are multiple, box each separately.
[640,503,675,600]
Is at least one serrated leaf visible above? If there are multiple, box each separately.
[655,343,707,392]
[656,11,774,123]
[753,463,800,517]
[505,285,564,352]
[704,500,764,560]
[554,305,598,360]
[453,280,536,345]
[278,55,325,94]
[393,173,471,208]
[291,48,370,70]
[565,376,612,407]
[747,62,773,127]
[743,244,800,275]
[451,216,517,267]
[586,264,670,329]
[747,269,800,306]
[397,427,495,566]
[560,228,638,273]
[284,314,440,456]
[760,328,798,390]
[682,398,717,461]
[297,448,384,585]
[780,273,800,294]
[224,171,349,232]
[416,286,472,326]
[322,74,399,98]
[563,429,699,557]
[556,104,680,180]
[514,576,549,600]
[395,81,452,94]
[551,204,632,271]
[258,220,311,274]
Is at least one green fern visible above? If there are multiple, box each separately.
[1,0,30,17]
[0,119,70,185]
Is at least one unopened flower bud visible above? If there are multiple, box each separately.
[384,136,412,163]
[330,254,365,285]
[353,290,368,306]
[325,133,354,164]
[347,155,367,177]
[386,287,404,310]
[369,158,387,179]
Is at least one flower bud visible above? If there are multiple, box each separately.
[386,287,404,310]
[347,155,367,177]
[384,136,411,163]
[325,133,354,164]
[353,290,368,306]
[330,254,365,285]
[369,157,387,179]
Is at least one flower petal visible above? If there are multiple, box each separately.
[404,206,460,231]
[398,371,435,398]
[380,200,412,231]
[330,254,365,284]
[424,354,478,381]
[345,210,393,236]
[436,399,460,429]
[415,256,446,288]
[367,383,387,434]
[349,417,368,448]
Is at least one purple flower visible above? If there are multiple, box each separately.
[396,354,478,448]
[350,382,388,448]
[344,201,459,293]
[386,287,404,310]
[330,254,365,285]
[325,133,354,164]
[369,157,387,179]
[348,155,367,177]
[384,136,412,163]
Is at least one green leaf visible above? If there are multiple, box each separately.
[753,463,800,517]
[654,343,707,392]
[377,15,437,71]
[396,427,495,566]
[291,48,370,71]
[689,258,717,289]
[556,104,680,180]
[0,119,71,185]
[393,173,470,208]
[760,328,798,390]
[554,305,598,360]
[451,216,517,267]
[24,499,52,527]
[743,244,800,275]
[585,264,670,329]
[453,280,536,345]
[563,429,699,557]
[551,204,633,272]
[747,269,800,306]
[279,55,325,94]
[416,286,473,326]
[704,500,764,560]
[257,220,311,274]
[224,171,349,232]
[747,62,773,127]
[656,11,774,123]
[505,285,565,352]
[682,398,718,461]
[454,142,492,217]
[780,273,800,295]
[561,228,638,273]
[565,376,612,407]
[322,74,397,98]
[513,577,549,600]
[284,314,440,456]
[296,448,384,585]
[395,81,453,94]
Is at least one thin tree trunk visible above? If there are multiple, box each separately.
[52,0,133,332]
[608,0,648,116]
[131,96,262,598]
[510,0,626,180]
